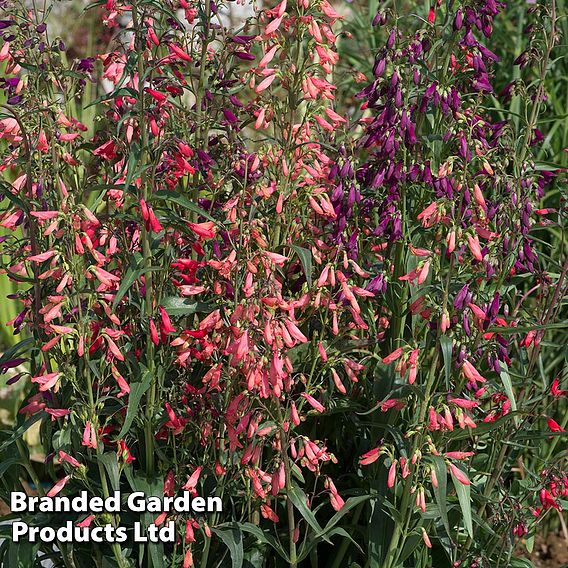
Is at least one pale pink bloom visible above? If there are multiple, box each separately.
[264,251,288,265]
[265,15,283,35]
[180,285,206,296]
[321,0,343,19]
[256,74,276,93]
[417,261,430,284]
[446,229,456,252]
[440,311,450,333]
[285,320,308,343]
[92,266,120,286]
[467,234,483,261]
[422,527,432,548]
[301,393,325,413]
[461,360,487,383]
[45,408,71,421]
[314,114,334,132]
[473,184,486,209]
[290,402,300,426]
[448,397,479,409]
[0,42,10,61]
[331,369,346,394]
[82,422,97,449]
[275,0,287,17]
[47,475,71,497]
[105,336,125,361]
[59,451,81,468]
[30,210,59,220]
[468,302,487,320]
[259,45,279,68]
[111,364,130,397]
[77,515,95,528]
[446,451,475,459]
[50,324,75,335]
[31,372,61,392]
[417,202,439,227]
[430,467,439,488]
[449,463,471,485]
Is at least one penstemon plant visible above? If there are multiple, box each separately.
[0,1,566,568]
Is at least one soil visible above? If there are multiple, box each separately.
[519,532,568,568]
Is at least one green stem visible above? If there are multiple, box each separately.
[275,404,297,568]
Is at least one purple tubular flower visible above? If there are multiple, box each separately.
[366,273,386,294]
[230,35,257,44]
[0,358,25,371]
[6,372,25,385]
[229,95,243,108]
[454,10,463,30]
[222,109,238,124]
[454,284,470,310]
[234,51,255,61]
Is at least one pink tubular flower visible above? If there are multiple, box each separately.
[387,461,397,488]
[359,447,381,466]
[331,368,346,394]
[82,421,98,449]
[183,466,203,496]
[382,347,404,364]
[445,451,475,460]
[31,372,61,392]
[111,364,130,397]
[47,475,71,497]
[256,74,276,93]
[77,515,95,528]
[290,402,300,426]
[264,15,283,36]
[461,360,487,383]
[300,393,325,413]
[448,397,479,409]
[421,527,432,548]
[467,234,483,261]
[449,463,471,485]
[59,451,81,468]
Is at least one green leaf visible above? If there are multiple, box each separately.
[398,531,422,563]
[98,452,120,492]
[0,413,44,452]
[430,456,451,538]
[238,523,289,562]
[498,361,519,425]
[0,338,34,367]
[320,495,370,536]
[117,368,153,439]
[160,297,213,316]
[124,468,164,567]
[439,335,453,389]
[288,482,330,542]
[152,191,217,223]
[291,245,313,288]
[113,255,160,309]
[211,523,244,568]
[0,457,22,477]
[450,466,473,539]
